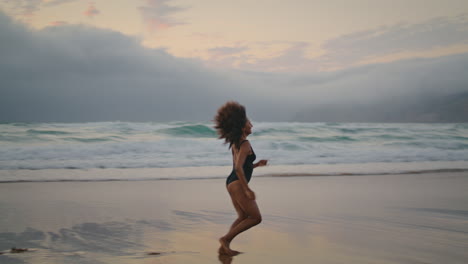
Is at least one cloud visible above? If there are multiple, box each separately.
[190,32,224,41]
[49,20,68,26]
[43,0,77,6]
[202,42,322,72]
[320,14,468,68]
[83,2,100,18]
[0,10,240,122]
[237,42,320,72]
[1,10,468,123]
[207,46,248,58]
[202,14,468,72]
[203,45,249,69]
[138,0,187,32]
[3,0,42,17]
[4,0,78,17]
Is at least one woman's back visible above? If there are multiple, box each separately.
[226,140,256,185]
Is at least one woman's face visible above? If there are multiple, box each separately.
[243,119,253,136]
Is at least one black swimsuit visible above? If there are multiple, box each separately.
[226,140,256,186]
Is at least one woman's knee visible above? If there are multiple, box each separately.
[237,214,248,222]
[250,214,262,225]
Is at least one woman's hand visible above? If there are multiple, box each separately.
[245,188,256,200]
[255,159,268,168]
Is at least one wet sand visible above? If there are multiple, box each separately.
[0,171,467,263]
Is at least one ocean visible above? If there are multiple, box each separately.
[1,121,467,182]
[1,122,468,264]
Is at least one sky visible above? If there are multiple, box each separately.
[1,0,468,122]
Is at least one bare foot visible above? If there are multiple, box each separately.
[218,246,240,256]
[218,246,226,255]
[218,253,233,264]
[219,237,237,256]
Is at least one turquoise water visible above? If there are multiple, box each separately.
[0,121,467,177]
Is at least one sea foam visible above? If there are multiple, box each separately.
[0,121,467,176]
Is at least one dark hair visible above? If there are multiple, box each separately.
[214,101,248,149]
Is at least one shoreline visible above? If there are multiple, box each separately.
[1,168,468,184]
[1,160,468,183]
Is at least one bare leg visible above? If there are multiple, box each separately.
[229,216,246,232]
[219,182,262,256]
[219,218,244,255]
[219,190,245,255]
[228,194,248,232]
[222,202,261,242]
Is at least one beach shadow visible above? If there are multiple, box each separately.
[218,253,234,264]
[218,248,242,264]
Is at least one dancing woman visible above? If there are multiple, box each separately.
[214,101,268,256]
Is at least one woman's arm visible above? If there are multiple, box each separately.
[254,160,268,168]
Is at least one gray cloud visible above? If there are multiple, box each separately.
[0,11,242,122]
[321,14,468,68]
[1,10,468,123]
[3,0,42,16]
[3,0,78,17]
[43,0,77,6]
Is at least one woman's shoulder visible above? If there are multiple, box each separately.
[240,139,249,145]
[239,140,253,153]
[239,139,251,147]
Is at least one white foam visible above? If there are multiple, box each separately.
[1,161,467,183]
[1,121,467,170]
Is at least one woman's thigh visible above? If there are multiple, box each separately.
[228,182,246,216]
[237,197,261,219]
[229,190,247,218]
[228,183,261,218]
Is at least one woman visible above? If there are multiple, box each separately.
[214,101,268,256]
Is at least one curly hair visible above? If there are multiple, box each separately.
[214,101,248,149]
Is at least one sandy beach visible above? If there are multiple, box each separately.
[1,171,467,264]
[2,1,468,263]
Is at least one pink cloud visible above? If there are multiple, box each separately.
[190,32,224,40]
[146,19,171,31]
[84,2,100,18]
[49,20,68,26]
[138,0,187,33]
[207,46,248,60]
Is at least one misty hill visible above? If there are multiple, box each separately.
[292,92,468,123]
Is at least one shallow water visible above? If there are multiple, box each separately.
[0,171,467,263]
